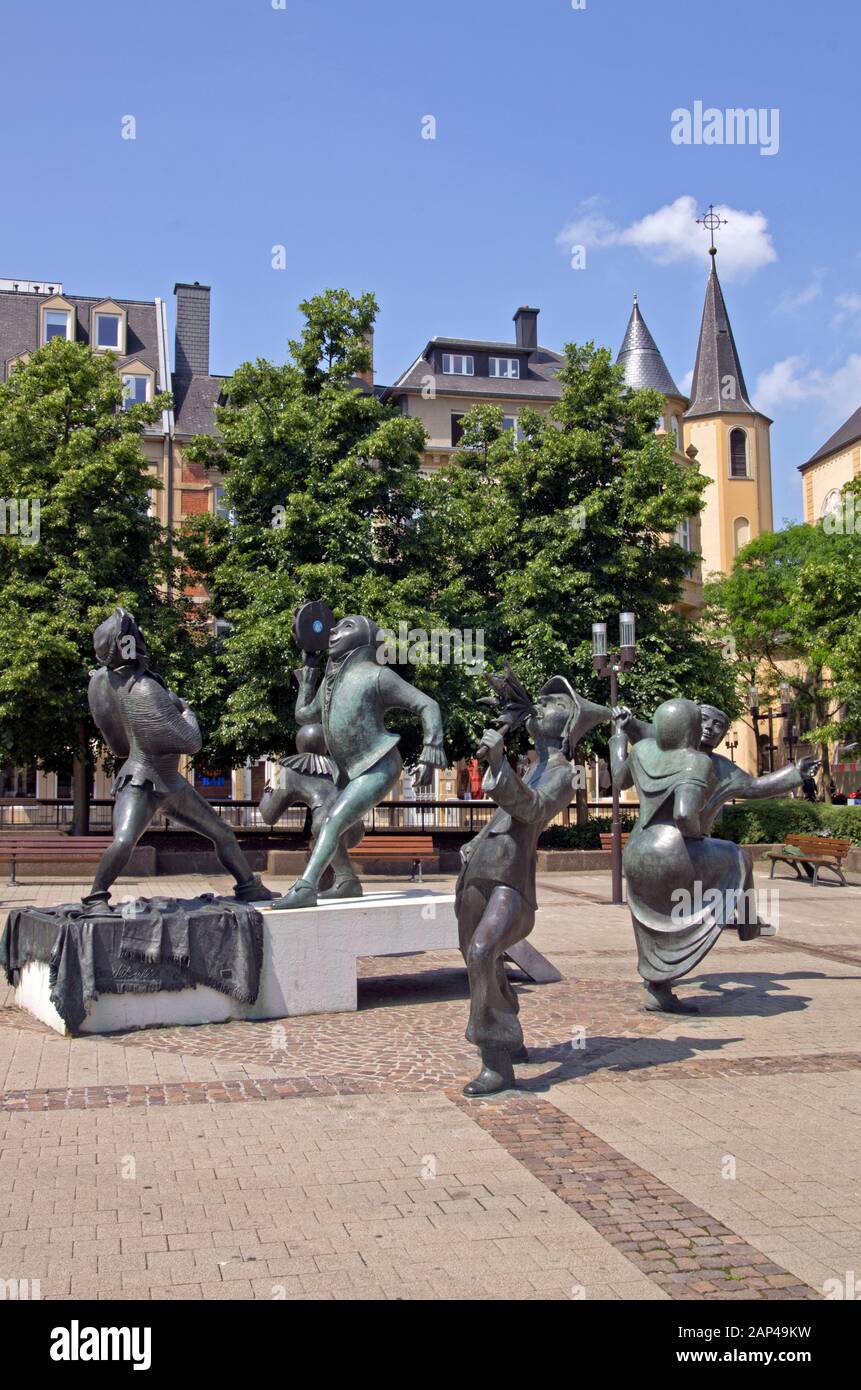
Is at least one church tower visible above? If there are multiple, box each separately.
[683,248,774,579]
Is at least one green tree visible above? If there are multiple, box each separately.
[178,289,436,767]
[704,516,861,788]
[420,344,740,763]
[0,339,180,832]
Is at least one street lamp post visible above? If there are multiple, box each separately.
[725,730,739,764]
[750,683,792,773]
[592,613,636,906]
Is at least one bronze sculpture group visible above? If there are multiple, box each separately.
[80,603,819,1097]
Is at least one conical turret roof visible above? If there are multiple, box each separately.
[616,296,682,398]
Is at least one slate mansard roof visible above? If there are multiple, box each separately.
[0,288,162,380]
[384,311,565,403]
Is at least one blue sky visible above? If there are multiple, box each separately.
[2,0,859,523]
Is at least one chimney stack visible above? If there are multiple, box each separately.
[356,328,374,388]
[174,282,211,378]
[513,305,539,352]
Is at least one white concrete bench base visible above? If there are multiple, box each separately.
[14,889,459,1036]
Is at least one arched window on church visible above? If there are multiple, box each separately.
[733,516,751,555]
[729,428,749,478]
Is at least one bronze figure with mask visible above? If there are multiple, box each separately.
[269,614,447,910]
[457,675,608,1096]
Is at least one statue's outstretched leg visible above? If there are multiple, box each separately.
[166,782,275,901]
[458,883,532,1095]
[271,749,401,910]
[85,783,159,907]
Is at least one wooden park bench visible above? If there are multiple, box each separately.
[599,832,631,851]
[350,834,436,882]
[1,836,114,887]
[765,834,852,887]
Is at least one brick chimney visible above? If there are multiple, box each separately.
[355,328,374,388]
[513,305,539,352]
[174,282,211,377]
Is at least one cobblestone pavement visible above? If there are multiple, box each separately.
[1,868,860,1300]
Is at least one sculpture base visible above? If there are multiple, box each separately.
[13,889,460,1035]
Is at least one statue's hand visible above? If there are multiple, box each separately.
[797,756,821,779]
[412,762,434,790]
[612,704,633,731]
[302,649,324,669]
[476,727,505,772]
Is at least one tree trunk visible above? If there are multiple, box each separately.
[69,720,91,837]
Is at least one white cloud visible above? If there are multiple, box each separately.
[832,292,861,329]
[556,195,776,280]
[755,353,861,419]
[678,368,694,396]
[775,272,824,315]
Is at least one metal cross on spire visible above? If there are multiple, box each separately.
[696,203,728,257]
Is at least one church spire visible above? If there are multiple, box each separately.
[685,253,755,417]
[616,295,682,397]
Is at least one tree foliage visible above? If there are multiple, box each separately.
[0,339,182,826]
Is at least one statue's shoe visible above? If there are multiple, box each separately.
[462,1046,516,1097]
[268,879,318,911]
[319,877,363,901]
[234,875,278,904]
[79,891,116,917]
[644,984,699,1014]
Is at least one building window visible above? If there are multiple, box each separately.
[729,428,749,478]
[0,763,37,798]
[43,309,71,344]
[442,353,474,376]
[489,357,520,379]
[733,516,751,554]
[502,415,524,442]
[671,415,681,449]
[451,414,465,446]
[122,373,149,409]
[94,313,122,349]
[676,518,692,552]
[214,485,237,524]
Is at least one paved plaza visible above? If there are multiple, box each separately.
[1,867,860,1301]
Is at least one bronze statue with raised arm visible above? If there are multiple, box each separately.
[269,614,447,910]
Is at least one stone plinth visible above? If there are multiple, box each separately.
[14,889,458,1036]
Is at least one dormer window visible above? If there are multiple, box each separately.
[489,357,520,379]
[442,353,474,376]
[43,309,71,343]
[91,300,127,354]
[40,295,75,346]
[95,313,121,349]
[122,373,150,409]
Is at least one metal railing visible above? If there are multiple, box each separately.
[0,797,639,836]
